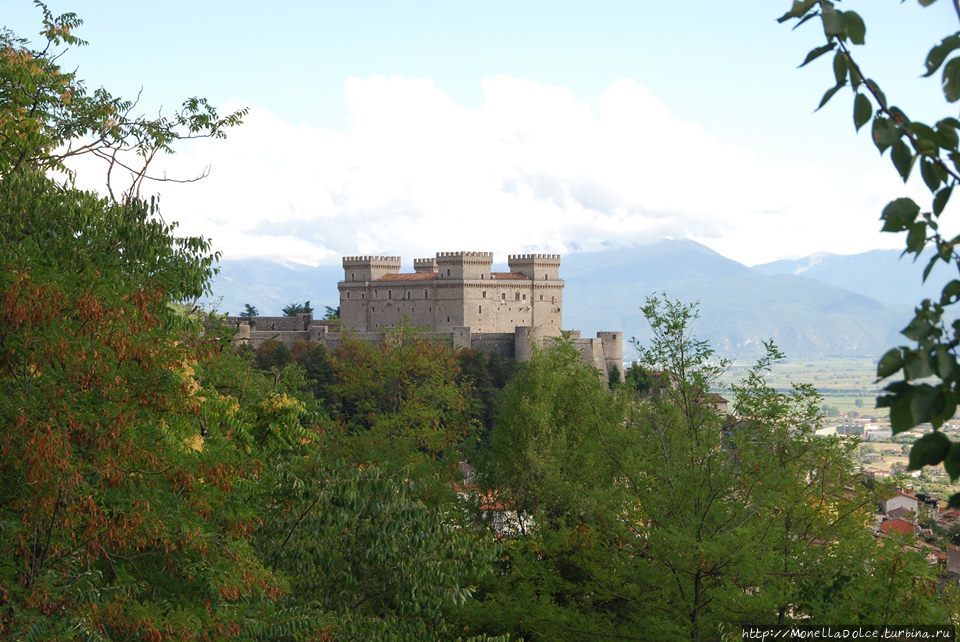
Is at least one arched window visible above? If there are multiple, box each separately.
[388,290,392,300]
[351,273,355,281]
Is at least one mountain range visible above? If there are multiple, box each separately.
[206,240,951,359]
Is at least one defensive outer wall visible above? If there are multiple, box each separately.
[227,251,623,378]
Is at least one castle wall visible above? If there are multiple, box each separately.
[232,250,620,378]
[339,251,563,335]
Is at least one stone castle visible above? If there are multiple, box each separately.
[229,251,623,377]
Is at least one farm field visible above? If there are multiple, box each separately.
[718,357,887,418]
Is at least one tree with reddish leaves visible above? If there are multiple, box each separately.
[0,5,291,638]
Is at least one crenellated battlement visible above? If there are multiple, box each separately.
[435,251,494,261]
[342,255,401,265]
[507,253,561,261]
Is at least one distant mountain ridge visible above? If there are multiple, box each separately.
[207,240,938,358]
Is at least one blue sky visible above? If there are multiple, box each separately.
[5,1,957,265]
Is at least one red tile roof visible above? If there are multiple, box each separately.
[491,272,526,280]
[879,518,915,536]
[377,272,438,281]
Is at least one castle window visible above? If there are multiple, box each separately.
[424,289,429,299]
[479,305,482,314]
[361,293,365,299]
[522,294,527,301]
[388,290,392,300]
[552,296,556,304]
[539,294,543,301]
[447,269,451,277]
[405,290,410,300]
[515,292,520,301]
[501,293,506,300]
[482,291,486,298]
[446,316,450,323]
[346,292,351,299]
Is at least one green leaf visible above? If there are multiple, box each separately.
[889,394,914,434]
[891,139,914,181]
[941,280,960,305]
[777,0,818,23]
[821,7,844,35]
[911,384,943,427]
[880,197,920,232]
[904,350,934,378]
[921,160,943,191]
[872,116,898,152]
[877,348,904,379]
[924,34,960,78]
[842,11,866,45]
[918,0,939,6]
[853,93,872,132]
[936,119,959,148]
[832,52,848,86]
[908,430,951,469]
[945,445,960,482]
[943,57,960,103]
[816,84,844,111]
[924,253,939,282]
[865,79,887,109]
[801,42,836,67]
[936,345,956,380]
[906,222,927,254]
[934,186,953,216]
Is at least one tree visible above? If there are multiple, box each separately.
[240,303,259,317]
[778,1,960,501]
[323,305,340,320]
[283,300,314,317]
[467,298,945,641]
[0,7,302,638]
[0,3,246,199]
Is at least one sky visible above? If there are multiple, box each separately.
[5,1,957,266]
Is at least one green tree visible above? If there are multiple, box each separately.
[778,1,960,501]
[240,303,259,317]
[0,3,246,197]
[283,300,314,317]
[256,338,292,371]
[467,298,945,641]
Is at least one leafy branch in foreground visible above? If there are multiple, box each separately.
[780,0,960,503]
[0,2,247,200]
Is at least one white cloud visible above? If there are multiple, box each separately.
[90,75,921,267]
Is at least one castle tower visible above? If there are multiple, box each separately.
[342,255,401,282]
[339,255,401,331]
[435,251,492,280]
[506,254,563,336]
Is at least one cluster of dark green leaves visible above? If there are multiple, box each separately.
[781,0,960,504]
